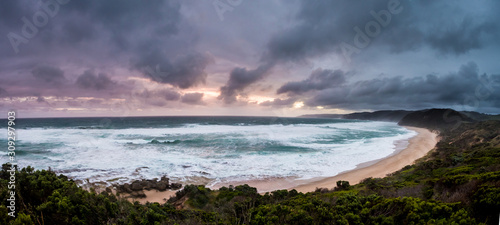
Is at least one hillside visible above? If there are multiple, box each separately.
[398,108,475,131]
[301,109,499,124]
[299,114,343,119]
[342,110,412,122]
[300,110,412,122]
[359,120,500,224]
[461,111,500,121]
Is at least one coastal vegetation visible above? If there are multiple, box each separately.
[1,111,499,224]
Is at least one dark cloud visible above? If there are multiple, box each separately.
[263,1,500,62]
[264,1,391,62]
[217,1,397,100]
[304,62,500,112]
[181,92,204,105]
[0,1,36,29]
[0,0,189,104]
[36,96,49,104]
[63,0,181,50]
[134,51,213,89]
[137,89,181,101]
[218,62,274,104]
[259,97,297,107]
[32,65,65,84]
[76,70,115,90]
[217,1,500,105]
[0,87,7,96]
[0,0,188,74]
[426,18,497,55]
[1,0,181,51]
[277,69,346,95]
[66,100,82,107]
[59,14,96,44]
[163,89,182,101]
[2,1,500,115]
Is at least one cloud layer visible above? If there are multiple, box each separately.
[274,62,500,112]
[218,63,274,104]
[277,69,346,95]
[1,0,499,116]
[133,51,213,89]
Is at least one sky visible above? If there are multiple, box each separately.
[1,0,499,118]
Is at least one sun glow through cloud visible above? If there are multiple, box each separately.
[293,102,304,108]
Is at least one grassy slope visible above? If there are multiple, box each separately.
[1,121,499,224]
[358,121,500,223]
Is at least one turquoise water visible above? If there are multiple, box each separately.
[1,116,416,186]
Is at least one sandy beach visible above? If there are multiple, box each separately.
[293,126,438,193]
[210,126,438,193]
[126,190,178,204]
[137,126,438,202]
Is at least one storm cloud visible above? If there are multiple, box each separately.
[133,51,213,89]
[136,89,181,102]
[218,63,274,104]
[426,18,497,55]
[32,65,66,84]
[75,70,115,91]
[259,97,297,107]
[0,87,7,96]
[0,0,182,56]
[277,69,346,95]
[181,92,204,105]
[264,1,389,62]
[1,0,500,116]
[302,62,500,113]
[218,0,500,104]
[264,0,499,63]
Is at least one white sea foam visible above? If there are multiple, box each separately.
[15,121,416,186]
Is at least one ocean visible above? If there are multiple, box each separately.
[2,116,416,187]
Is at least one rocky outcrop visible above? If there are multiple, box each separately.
[114,176,182,198]
[171,183,182,190]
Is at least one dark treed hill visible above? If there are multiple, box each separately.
[341,110,412,122]
[299,110,412,122]
[398,108,475,131]
[300,109,499,123]
[461,111,500,121]
[299,114,343,119]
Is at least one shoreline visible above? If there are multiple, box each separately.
[131,126,439,202]
[209,126,438,193]
[292,126,438,193]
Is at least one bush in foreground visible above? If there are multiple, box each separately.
[0,121,498,224]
